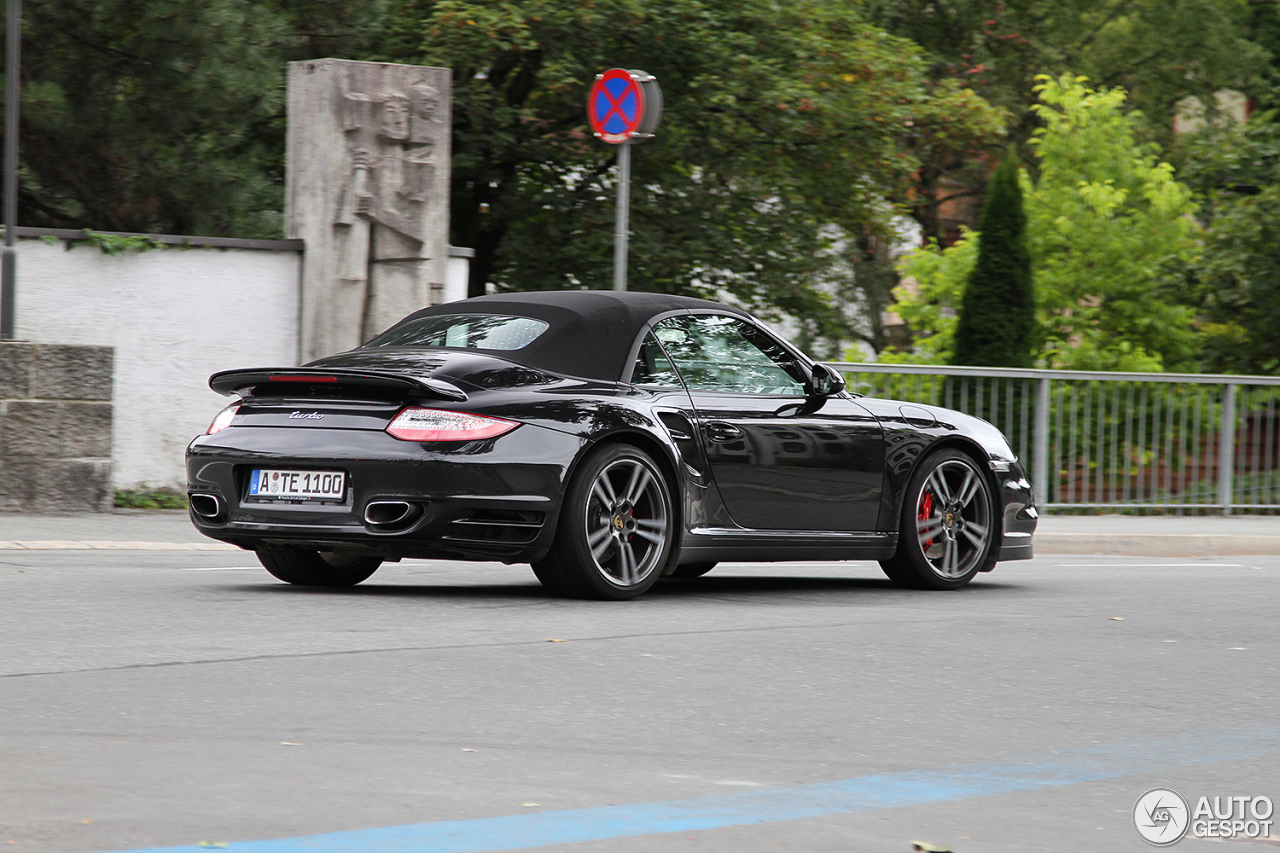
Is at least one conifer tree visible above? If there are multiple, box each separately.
[952,155,1035,367]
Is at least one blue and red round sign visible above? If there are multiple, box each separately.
[588,69,662,144]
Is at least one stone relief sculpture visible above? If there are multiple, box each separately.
[336,78,442,339]
[287,59,451,361]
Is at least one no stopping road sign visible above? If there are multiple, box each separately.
[588,69,662,144]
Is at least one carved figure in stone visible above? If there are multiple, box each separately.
[335,76,441,338]
[288,59,451,361]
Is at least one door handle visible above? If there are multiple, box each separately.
[705,421,742,442]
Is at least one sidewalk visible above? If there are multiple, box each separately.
[0,510,1276,557]
[1030,513,1280,557]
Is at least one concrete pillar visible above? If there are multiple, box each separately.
[287,59,452,363]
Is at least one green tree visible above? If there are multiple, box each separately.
[376,0,1004,332]
[16,0,294,237]
[12,0,388,237]
[891,75,1200,370]
[1180,113,1280,374]
[1028,74,1200,370]
[269,0,389,63]
[888,227,980,364]
[952,154,1034,366]
[865,0,1268,242]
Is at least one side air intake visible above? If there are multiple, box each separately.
[443,509,545,545]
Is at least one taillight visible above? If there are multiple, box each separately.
[206,402,241,434]
[386,408,518,442]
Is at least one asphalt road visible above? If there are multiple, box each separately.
[3,549,1278,853]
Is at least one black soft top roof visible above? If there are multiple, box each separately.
[368,290,752,382]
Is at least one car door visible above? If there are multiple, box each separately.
[626,330,733,530]
[651,313,885,532]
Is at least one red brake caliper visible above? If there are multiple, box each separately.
[918,490,934,551]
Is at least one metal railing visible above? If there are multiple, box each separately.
[827,363,1280,514]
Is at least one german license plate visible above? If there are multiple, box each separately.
[249,469,345,500]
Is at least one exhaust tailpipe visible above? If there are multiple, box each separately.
[363,500,422,530]
[189,493,225,522]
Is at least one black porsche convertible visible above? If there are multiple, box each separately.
[186,291,1036,599]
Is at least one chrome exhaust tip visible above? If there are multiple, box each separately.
[189,493,225,522]
[363,500,422,530]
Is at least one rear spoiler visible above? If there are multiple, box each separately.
[209,368,468,402]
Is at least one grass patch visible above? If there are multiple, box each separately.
[114,487,188,510]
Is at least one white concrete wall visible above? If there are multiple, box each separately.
[444,253,471,304]
[14,238,301,490]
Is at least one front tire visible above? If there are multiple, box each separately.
[533,444,674,600]
[666,561,717,579]
[879,448,995,590]
[256,548,382,587]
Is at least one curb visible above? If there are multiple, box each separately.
[1035,533,1280,558]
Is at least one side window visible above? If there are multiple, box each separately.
[630,333,684,387]
[652,315,806,395]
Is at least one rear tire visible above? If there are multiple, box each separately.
[879,448,995,590]
[256,548,382,587]
[530,559,574,595]
[533,444,674,600]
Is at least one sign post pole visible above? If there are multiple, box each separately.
[1,0,21,340]
[587,69,660,295]
[613,141,631,292]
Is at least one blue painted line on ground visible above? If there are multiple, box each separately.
[108,726,1280,853]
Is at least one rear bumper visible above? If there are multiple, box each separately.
[186,423,587,563]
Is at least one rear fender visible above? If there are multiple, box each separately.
[558,426,687,571]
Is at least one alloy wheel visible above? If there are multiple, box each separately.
[583,456,670,588]
[913,457,992,579]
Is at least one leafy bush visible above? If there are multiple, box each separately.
[114,488,189,510]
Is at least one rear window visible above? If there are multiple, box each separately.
[364,314,550,351]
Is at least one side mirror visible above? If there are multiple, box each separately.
[808,363,846,397]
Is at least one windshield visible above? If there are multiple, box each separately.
[364,314,550,351]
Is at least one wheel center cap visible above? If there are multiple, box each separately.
[613,515,626,531]
[944,509,961,531]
